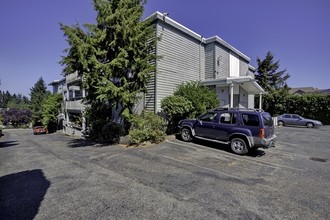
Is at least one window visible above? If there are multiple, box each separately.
[263,114,274,126]
[292,115,301,119]
[284,115,292,118]
[199,112,218,122]
[220,113,237,124]
[242,114,260,126]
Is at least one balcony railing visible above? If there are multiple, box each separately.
[66,99,83,111]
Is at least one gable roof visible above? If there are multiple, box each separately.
[146,11,251,62]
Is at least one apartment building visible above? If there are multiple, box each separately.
[50,11,265,136]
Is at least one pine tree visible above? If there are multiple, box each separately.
[255,51,290,92]
[60,0,157,131]
[30,77,48,124]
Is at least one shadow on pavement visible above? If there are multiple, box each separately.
[0,141,19,148]
[175,134,266,157]
[0,169,50,220]
[68,138,108,148]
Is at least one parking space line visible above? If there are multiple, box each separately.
[148,149,256,182]
[166,140,306,172]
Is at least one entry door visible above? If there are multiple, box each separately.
[233,94,239,107]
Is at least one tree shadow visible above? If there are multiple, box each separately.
[68,138,108,148]
[0,141,19,148]
[0,169,51,220]
[175,134,266,157]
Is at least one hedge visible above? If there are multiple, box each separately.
[262,93,330,125]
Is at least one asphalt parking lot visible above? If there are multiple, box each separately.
[0,126,329,219]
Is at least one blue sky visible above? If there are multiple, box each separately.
[1,0,329,97]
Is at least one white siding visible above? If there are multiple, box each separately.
[229,52,240,77]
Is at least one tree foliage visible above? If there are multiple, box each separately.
[174,81,219,118]
[60,0,157,132]
[30,77,49,124]
[161,82,219,134]
[3,109,32,128]
[42,93,63,132]
[255,51,290,92]
[263,92,330,125]
[0,91,30,109]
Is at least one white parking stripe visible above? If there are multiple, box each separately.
[165,140,306,172]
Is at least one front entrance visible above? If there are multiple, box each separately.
[233,94,239,107]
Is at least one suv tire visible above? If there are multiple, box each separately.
[181,127,193,142]
[230,137,248,155]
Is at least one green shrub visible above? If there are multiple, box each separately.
[174,81,219,118]
[101,122,124,143]
[89,119,107,141]
[262,92,330,125]
[160,81,219,134]
[161,95,193,134]
[128,111,167,145]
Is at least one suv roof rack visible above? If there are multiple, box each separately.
[212,107,264,112]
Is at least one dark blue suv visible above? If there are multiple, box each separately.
[178,108,276,155]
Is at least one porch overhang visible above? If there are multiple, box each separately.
[202,76,266,94]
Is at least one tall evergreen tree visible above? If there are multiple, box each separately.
[255,51,290,92]
[60,0,157,131]
[30,77,48,124]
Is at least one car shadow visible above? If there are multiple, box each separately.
[0,169,51,220]
[175,134,266,157]
[0,141,19,148]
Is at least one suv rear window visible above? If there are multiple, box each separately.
[262,113,274,126]
[242,114,259,126]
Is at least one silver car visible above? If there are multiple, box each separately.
[277,114,323,128]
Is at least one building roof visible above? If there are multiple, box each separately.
[202,76,266,94]
[289,87,330,95]
[147,11,251,62]
[49,78,65,86]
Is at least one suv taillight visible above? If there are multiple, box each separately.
[259,128,265,139]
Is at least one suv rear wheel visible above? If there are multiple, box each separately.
[230,138,248,155]
[181,127,193,142]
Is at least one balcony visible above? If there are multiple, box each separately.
[66,72,82,85]
[66,99,83,111]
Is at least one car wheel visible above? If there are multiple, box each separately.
[306,122,314,128]
[181,127,192,142]
[230,138,248,155]
[278,121,284,126]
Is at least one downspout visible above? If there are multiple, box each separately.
[199,36,203,80]
[154,21,159,114]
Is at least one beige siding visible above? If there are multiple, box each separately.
[205,43,214,79]
[215,44,229,79]
[239,59,249,76]
[155,22,204,112]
